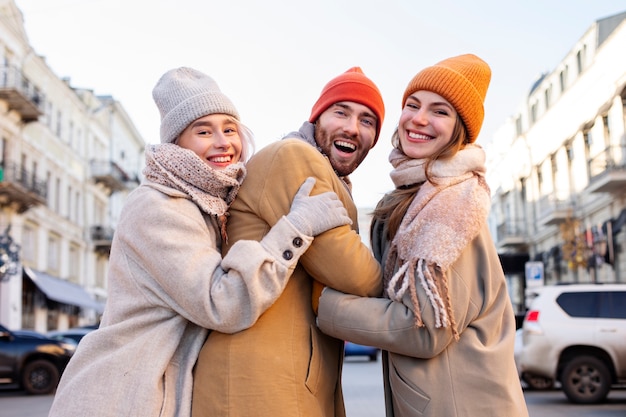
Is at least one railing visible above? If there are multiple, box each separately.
[90,160,130,192]
[0,65,45,118]
[0,160,48,198]
[588,144,626,179]
[496,218,527,242]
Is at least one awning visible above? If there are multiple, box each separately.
[24,267,104,313]
[498,253,530,275]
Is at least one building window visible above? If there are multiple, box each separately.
[602,115,610,144]
[21,222,37,264]
[576,49,583,75]
[530,102,538,124]
[75,190,81,225]
[566,144,574,162]
[67,185,72,219]
[68,121,73,146]
[47,233,60,273]
[56,110,62,137]
[551,153,558,175]
[515,116,523,136]
[55,177,61,213]
[68,244,79,284]
[544,85,552,110]
[559,66,568,92]
[583,130,593,147]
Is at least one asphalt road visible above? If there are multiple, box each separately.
[1,358,625,417]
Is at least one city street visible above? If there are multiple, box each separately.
[1,358,625,416]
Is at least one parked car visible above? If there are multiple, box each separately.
[344,341,379,362]
[519,284,626,404]
[47,327,95,345]
[514,328,554,390]
[0,324,75,395]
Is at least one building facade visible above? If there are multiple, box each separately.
[485,12,626,314]
[0,0,145,331]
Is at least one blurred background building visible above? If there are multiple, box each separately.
[0,0,145,331]
[485,11,626,314]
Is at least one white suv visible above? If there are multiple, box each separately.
[519,283,626,404]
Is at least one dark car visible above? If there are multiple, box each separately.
[47,327,95,345]
[0,324,75,395]
[344,341,379,362]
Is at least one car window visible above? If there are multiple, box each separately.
[599,291,626,319]
[557,292,601,318]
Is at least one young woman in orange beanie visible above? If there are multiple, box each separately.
[317,54,529,417]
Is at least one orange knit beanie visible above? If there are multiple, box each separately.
[309,67,385,146]
[402,54,491,143]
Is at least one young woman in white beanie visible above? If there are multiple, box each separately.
[317,55,529,416]
[48,67,351,417]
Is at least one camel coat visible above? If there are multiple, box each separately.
[317,222,529,417]
[49,180,313,417]
[192,139,382,417]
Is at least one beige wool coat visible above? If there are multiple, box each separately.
[49,180,314,417]
[317,222,529,417]
[192,139,382,417]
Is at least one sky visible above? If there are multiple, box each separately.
[11,0,626,209]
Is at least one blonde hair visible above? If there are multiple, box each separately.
[227,116,255,163]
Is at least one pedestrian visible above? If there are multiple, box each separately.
[317,54,529,417]
[192,67,386,417]
[47,67,352,417]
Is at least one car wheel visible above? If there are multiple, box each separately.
[561,355,611,404]
[22,359,60,395]
[522,372,554,390]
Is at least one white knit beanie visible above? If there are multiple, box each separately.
[153,67,240,143]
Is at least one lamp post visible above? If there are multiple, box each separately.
[0,225,20,282]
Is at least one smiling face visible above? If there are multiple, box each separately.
[398,90,458,160]
[314,101,378,177]
[176,114,243,169]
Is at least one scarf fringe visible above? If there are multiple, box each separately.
[385,258,460,340]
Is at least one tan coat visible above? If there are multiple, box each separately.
[49,181,315,417]
[318,225,529,417]
[192,139,382,417]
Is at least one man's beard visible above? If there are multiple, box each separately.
[314,124,368,177]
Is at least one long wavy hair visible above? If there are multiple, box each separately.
[371,113,468,243]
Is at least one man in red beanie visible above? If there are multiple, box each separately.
[192,68,386,417]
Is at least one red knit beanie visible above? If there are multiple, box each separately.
[309,67,385,146]
[402,54,491,143]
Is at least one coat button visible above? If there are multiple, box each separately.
[292,237,303,248]
[283,250,294,260]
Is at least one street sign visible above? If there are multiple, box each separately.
[525,261,544,288]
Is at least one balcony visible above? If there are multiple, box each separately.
[0,65,44,122]
[90,160,130,193]
[586,144,626,194]
[90,225,114,255]
[496,218,527,249]
[0,161,47,213]
[537,195,572,226]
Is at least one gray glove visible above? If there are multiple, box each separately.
[286,177,352,237]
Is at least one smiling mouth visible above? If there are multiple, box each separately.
[334,140,356,153]
[408,132,433,141]
[209,155,232,163]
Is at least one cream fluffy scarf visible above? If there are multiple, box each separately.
[385,144,490,340]
[143,143,246,242]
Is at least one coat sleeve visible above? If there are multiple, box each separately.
[236,139,382,297]
[317,231,499,358]
[116,186,313,334]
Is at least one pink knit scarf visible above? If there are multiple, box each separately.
[143,143,246,242]
[385,144,490,339]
